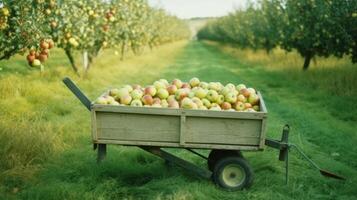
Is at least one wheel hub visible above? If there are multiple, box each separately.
[221,164,246,187]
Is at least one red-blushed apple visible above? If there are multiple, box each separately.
[161,99,169,108]
[27,54,35,63]
[237,94,247,103]
[141,94,153,105]
[144,85,157,96]
[235,101,245,111]
[131,89,143,99]
[40,41,49,49]
[168,100,179,108]
[225,92,237,103]
[221,102,232,110]
[181,83,191,89]
[167,95,176,103]
[130,99,143,107]
[236,84,246,91]
[202,98,211,108]
[253,105,260,111]
[154,81,166,90]
[175,88,188,101]
[153,97,161,105]
[194,88,207,99]
[248,93,260,105]
[157,88,169,99]
[38,54,48,62]
[206,90,219,102]
[240,88,250,97]
[244,102,252,109]
[216,95,224,105]
[189,77,200,87]
[120,94,132,105]
[167,85,178,95]
[172,79,183,88]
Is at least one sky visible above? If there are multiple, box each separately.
[147,0,248,19]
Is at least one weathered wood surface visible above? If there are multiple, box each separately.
[91,92,268,150]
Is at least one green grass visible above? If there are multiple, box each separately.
[1,40,356,199]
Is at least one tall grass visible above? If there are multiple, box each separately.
[0,41,188,191]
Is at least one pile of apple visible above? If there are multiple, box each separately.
[95,78,261,112]
[26,39,54,68]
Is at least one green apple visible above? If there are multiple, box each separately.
[188,91,195,98]
[247,88,256,94]
[236,84,246,91]
[225,92,237,103]
[248,93,260,105]
[109,88,120,97]
[154,81,166,90]
[130,99,143,107]
[189,77,200,87]
[131,89,143,99]
[198,105,208,110]
[220,87,231,96]
[194,88,207,99]
[235,101,245,111]
[120,94,132,105]
[167,95,176,103]
[31,59,41,67]
[144,85,157,96]
[210,105,221,111]
[206,90,219,102]
[123,85,133,92]
[159,79,169,86]
[216,95,224,105]
[106,96,116,104]
[152,103,162,108]
[161,99,169,108]
[201,98,211,108]
[225,83,236,91]
[244,108,256,112]
[181,97,193,109]
[199,81,209,89]
[172,79,183,88]
[253,105,260,111]
[117,88,130,99]
[95,97,107,104]
[192,97,203,107]
[157,88,169,99]
[237,94,247,103]
[208,82,219,91]
[110,101,120,105]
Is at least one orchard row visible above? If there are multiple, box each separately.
[0,0,190,74]
[197,0,356,70]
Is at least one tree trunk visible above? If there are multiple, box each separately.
[64,48,80,76]
[120,42,126,61]
[84,54,94,77]
[303,54,313,71]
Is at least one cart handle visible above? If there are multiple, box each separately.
[63,77,91,111]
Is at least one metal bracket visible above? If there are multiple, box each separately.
[97,144,107,164]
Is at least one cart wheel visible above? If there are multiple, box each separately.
[213,157,253,190]
[208,150,243,171]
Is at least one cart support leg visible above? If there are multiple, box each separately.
[97,144,106,163]
[140,146,212,179]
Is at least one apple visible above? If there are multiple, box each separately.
[38,54,48,62]
[152,103,162,108]
[175,88,188,100]
[217,82,224,91]
[110,101,120,105]
[220,87,231,96]
[191,102,198,109]
[208,82,219,91]
[27,54,35,63]
[225,92,237,103]
[216,95,224,105]
[167,95,176,103]
[123,85,133,92]
[95,97,107,104]
[130,99,143,107]
[199,82,209,89]
[29,49,36,56]
[132,84,141,90]
[221,102,232,110]
[41,48,49,55]
[161,99,169,108]
[168,100,179,108]
[247,88,256,94]
[237,94,247,103]
[167,85,178,95]
[188,91,195,98]
[198,105,208,110]
[40,41,49,49]
[159,79,169,86]
[116,88,130,99]
[154,81,166,90]
[106,96,115,104]
[235,102,245,111]
[227,109,236,112]
[253,105,260,111]
[181,97,193,109]
[248,93,260,105]
[244,108,256,112]
[153,97,161,105]
[194,88,207,99]
[172,79,183,88]
[189,77,200,87]
[181,83,191,89]
[202,98,211,108]
[144,85,156,96]
[131,89,143,99]
[210,106,221,111]
[141,94,153,105]
[157,88,169,99]
[31,59,41,67]
[244,103,252,109]
[206,90,219,102]
[48,40,55,49]
[236,84,246,91]
[225,83,236,91]
[192,97,203,107]
[120,94,132,105]
[240,88,250,97]
[109,88,120,97]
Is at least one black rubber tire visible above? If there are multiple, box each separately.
[207,150,243,171]
[212,157,254,191]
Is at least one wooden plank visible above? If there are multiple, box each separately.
[96,112,180,142]
[92,105,182,116]
[91,110,98,141]
[258,92,267,113]
[259,117,268,149]
[182,143,261,151]
[96,139,181,147]
[179,112,186,145]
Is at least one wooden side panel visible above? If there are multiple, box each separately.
[96,112,180,142]
[184,117,262,146]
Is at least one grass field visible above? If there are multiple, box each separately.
[0,41,356,200]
